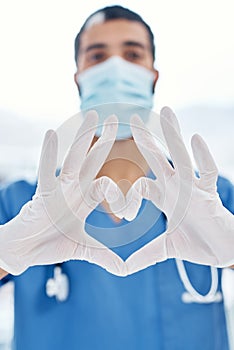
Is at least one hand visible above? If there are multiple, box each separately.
[125,106,234,274]
[0,111,127,276]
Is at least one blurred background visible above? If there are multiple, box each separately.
[0,0,233,349]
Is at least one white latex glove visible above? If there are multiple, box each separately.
[125,106,234,274]
[0,111,127,276]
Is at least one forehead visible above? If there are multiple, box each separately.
[79,19,151,52]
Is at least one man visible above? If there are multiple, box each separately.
[0,5,234,350]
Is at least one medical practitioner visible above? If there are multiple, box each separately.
[0,5,234,350]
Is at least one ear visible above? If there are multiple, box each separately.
[74,72,81,95]
[152,69,159,92]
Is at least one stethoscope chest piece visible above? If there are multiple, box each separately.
[46,266,69,302]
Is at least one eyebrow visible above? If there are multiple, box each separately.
[122,40,148,50]
[83,40,148,53]
[83,43,107,53]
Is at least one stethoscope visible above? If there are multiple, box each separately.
[46,264,69,302]
[175,259,222,304]
[45,260,222,304]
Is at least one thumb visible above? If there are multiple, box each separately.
[126,233,168,275]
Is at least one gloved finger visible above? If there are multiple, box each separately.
[79,115,118,187]
[161,106,181,134]
[103,178,126,219]
[191,134,218,191]
[37,130,58,193]
[61,110,98,176]
[160,107,193,179]
[131,114,174,183]
[76,176,126,221]
[125,177,161,221]
[125,178,143,221]
[126,233,168,275]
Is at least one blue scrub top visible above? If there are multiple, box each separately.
[0,176,234,350]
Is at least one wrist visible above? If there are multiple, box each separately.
[0,267,9,279]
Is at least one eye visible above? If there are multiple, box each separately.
[124,50,144,62]
[87,51,107,64]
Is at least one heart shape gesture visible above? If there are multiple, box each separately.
[125,107,234,274]
[1,107,233,278]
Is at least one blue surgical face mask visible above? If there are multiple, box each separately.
[76,56,155,139]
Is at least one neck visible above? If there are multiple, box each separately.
[95,137,149,195]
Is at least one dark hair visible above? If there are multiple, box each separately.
[74,5,155,64]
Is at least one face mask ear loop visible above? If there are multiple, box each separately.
[175,259,222,304]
